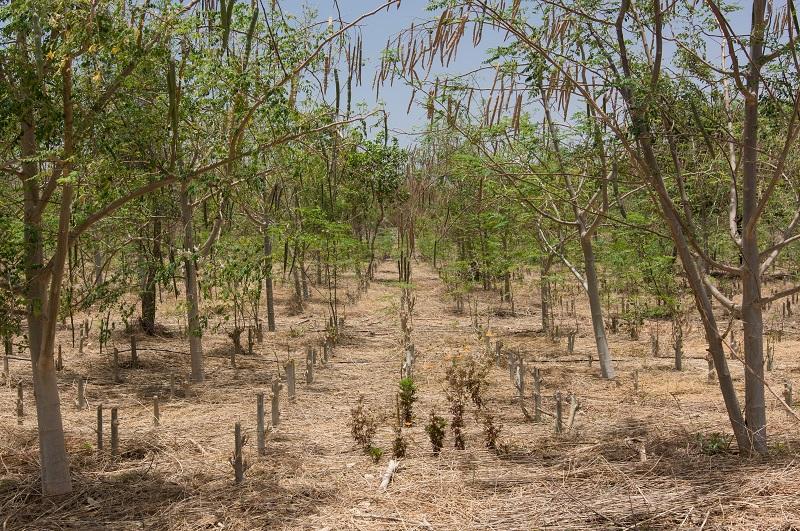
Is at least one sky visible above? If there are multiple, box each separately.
[300,0,504,145]
[292,1,756,147]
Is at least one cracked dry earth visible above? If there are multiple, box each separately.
[2,259,800,530]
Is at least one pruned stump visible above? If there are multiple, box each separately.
[110,407,120,459]
[271,379,282,427]
[96,405,103,452]
[256,393,266,456]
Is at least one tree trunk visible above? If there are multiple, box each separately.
[636,132,751,452]
[140,208,162,335]
[263,222,276,332]
[540,256,552,333]
[580,235,614,378]
[739,0,768,453]
[180,185,204,382]
[21,62,72,496]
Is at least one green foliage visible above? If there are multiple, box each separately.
[391,426,407,459]
[425,409,447,456]
[398,377,417,425]
[367,445,384,464]
[694,432,733,456]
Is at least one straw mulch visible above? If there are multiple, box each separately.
[2,260,799,530]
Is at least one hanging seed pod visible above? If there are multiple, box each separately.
[346,71,352,118]
[334,68,341,116]
[407,88,417,114]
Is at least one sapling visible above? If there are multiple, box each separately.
[481,413,502,451]
[425,409,447,456]
[449,396,465,450]
[368,446,384,463]
[398,377,417,425]
[391,426,407,458]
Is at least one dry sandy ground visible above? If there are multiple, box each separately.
[2,259,800,530]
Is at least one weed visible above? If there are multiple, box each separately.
[694,432,732,455]
[368,445,384,463]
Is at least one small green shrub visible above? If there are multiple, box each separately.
[694,432,732,455]
[398,377,417,425]
[368,445,383,463]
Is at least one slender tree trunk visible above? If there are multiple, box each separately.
[300,250,309,301]
[637,133,750,452]
[263,221,276,332]
[580,235,614,378]
[21,59,73,496]
[140,206,161,335]
[180,185,204,382]
[740,0,768,452]
[93,250,104,286]
[540,256,552,333]
[367,203,384,280]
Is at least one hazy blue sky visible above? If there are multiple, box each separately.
[300,0,503,144]
[294,1,754,146]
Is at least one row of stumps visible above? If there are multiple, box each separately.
[490,337,580,433]
[233,340,335,484]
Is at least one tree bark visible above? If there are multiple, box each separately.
[739,0,768,454]
[263,221,276,332]
[180,185,204,382]
[21,59,72,496]
[140,203,162,335]
[580,235,614,378]
[540,256,552,333]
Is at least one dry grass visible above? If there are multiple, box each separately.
[2,261,800,530]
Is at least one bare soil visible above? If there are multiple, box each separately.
[2,260,799,529]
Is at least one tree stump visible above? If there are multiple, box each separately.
[554,391,563,434]
[305,348,314,384]
[285,360,296,401]
[77,377,87,410]
[16,381,23,425]
[532,367,542,422]
[233,422,244,484]
[96,405,103,451]
[153,395,160,426]
[271,379,281,427]
[110,407,119,458]
[567,394,581,431]
[256,393,266,456]
[56,344,63,371]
